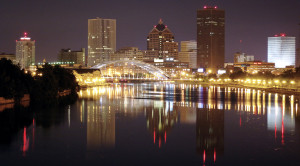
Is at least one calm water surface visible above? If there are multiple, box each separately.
[1,83,300,166]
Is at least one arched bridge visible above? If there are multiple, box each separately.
[91,60,170,80]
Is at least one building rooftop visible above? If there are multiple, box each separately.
[155,19,167,31]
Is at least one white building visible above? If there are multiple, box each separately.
[16,32,35,69]
[234,52,254,63]
[178,40,197,68]
[88,17,116,67]
[268,34,295,68]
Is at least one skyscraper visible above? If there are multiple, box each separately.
[268,33,295,68]
[88,17,116,67]
[16,32,35,69]
[197,6,225,72]
[147,19,177,60]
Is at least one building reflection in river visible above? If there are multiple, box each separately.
[79,85,156,149]
[146,101,178,147]
[197,86,224,165]
[77,84,300,160]
[86,105,115,149]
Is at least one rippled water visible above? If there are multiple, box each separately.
[1,83,300,166]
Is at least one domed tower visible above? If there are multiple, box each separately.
[147,19,176,59]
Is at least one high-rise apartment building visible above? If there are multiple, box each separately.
[58,48,86,66]
[16,32,35,69]
[88,17,116,67]
[147,19,176,60]
[197,6,225,72]
[178,40,197,68]
[268,33,295,68]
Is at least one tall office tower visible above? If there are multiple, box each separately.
[268,33,296,68]
[88,17,116,67]
[178,40,197,68]
[147,19,175,60]
[197,6,225,72]
[58,48,86,66]
[16,32,35,69]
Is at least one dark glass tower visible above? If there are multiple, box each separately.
[296,23,300,67]
[197,6,225,72]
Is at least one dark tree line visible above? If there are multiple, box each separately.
[0,58,78,105]
[0,59,33,100]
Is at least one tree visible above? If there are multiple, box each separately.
[0,58,33,100]
[229,71,247,80]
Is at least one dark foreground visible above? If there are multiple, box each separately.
[1,83,300,166]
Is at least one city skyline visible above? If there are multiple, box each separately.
[0,0,299,63]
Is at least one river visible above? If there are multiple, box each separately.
[1,83,300,166]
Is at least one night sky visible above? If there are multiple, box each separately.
[0,0,299,63]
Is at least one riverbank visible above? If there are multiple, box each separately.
[175,79,300,98]
[0,59,78,109]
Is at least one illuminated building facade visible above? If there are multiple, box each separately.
[16,32,35,69]
[58,48,85,66]
[234,61,275,73]
[147,19,177,60]
[149,61,189,76]
[197,6,225,72]
[178,40,197,68]
[143,50,159,62]
[162,42,178,60]
[110,47,143,61]
[268,34,296,68]
[88,17,116,67]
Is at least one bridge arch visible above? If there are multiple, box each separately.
[91,60,170,79]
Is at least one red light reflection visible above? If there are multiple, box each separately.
[214,148,216,163]
[203,150,206,164]
[153,130,156,144]
[159,137,161,148]
[22,127,29,156]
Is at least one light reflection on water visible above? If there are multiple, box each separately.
[76,83,299,165]
[1,83,300,165]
